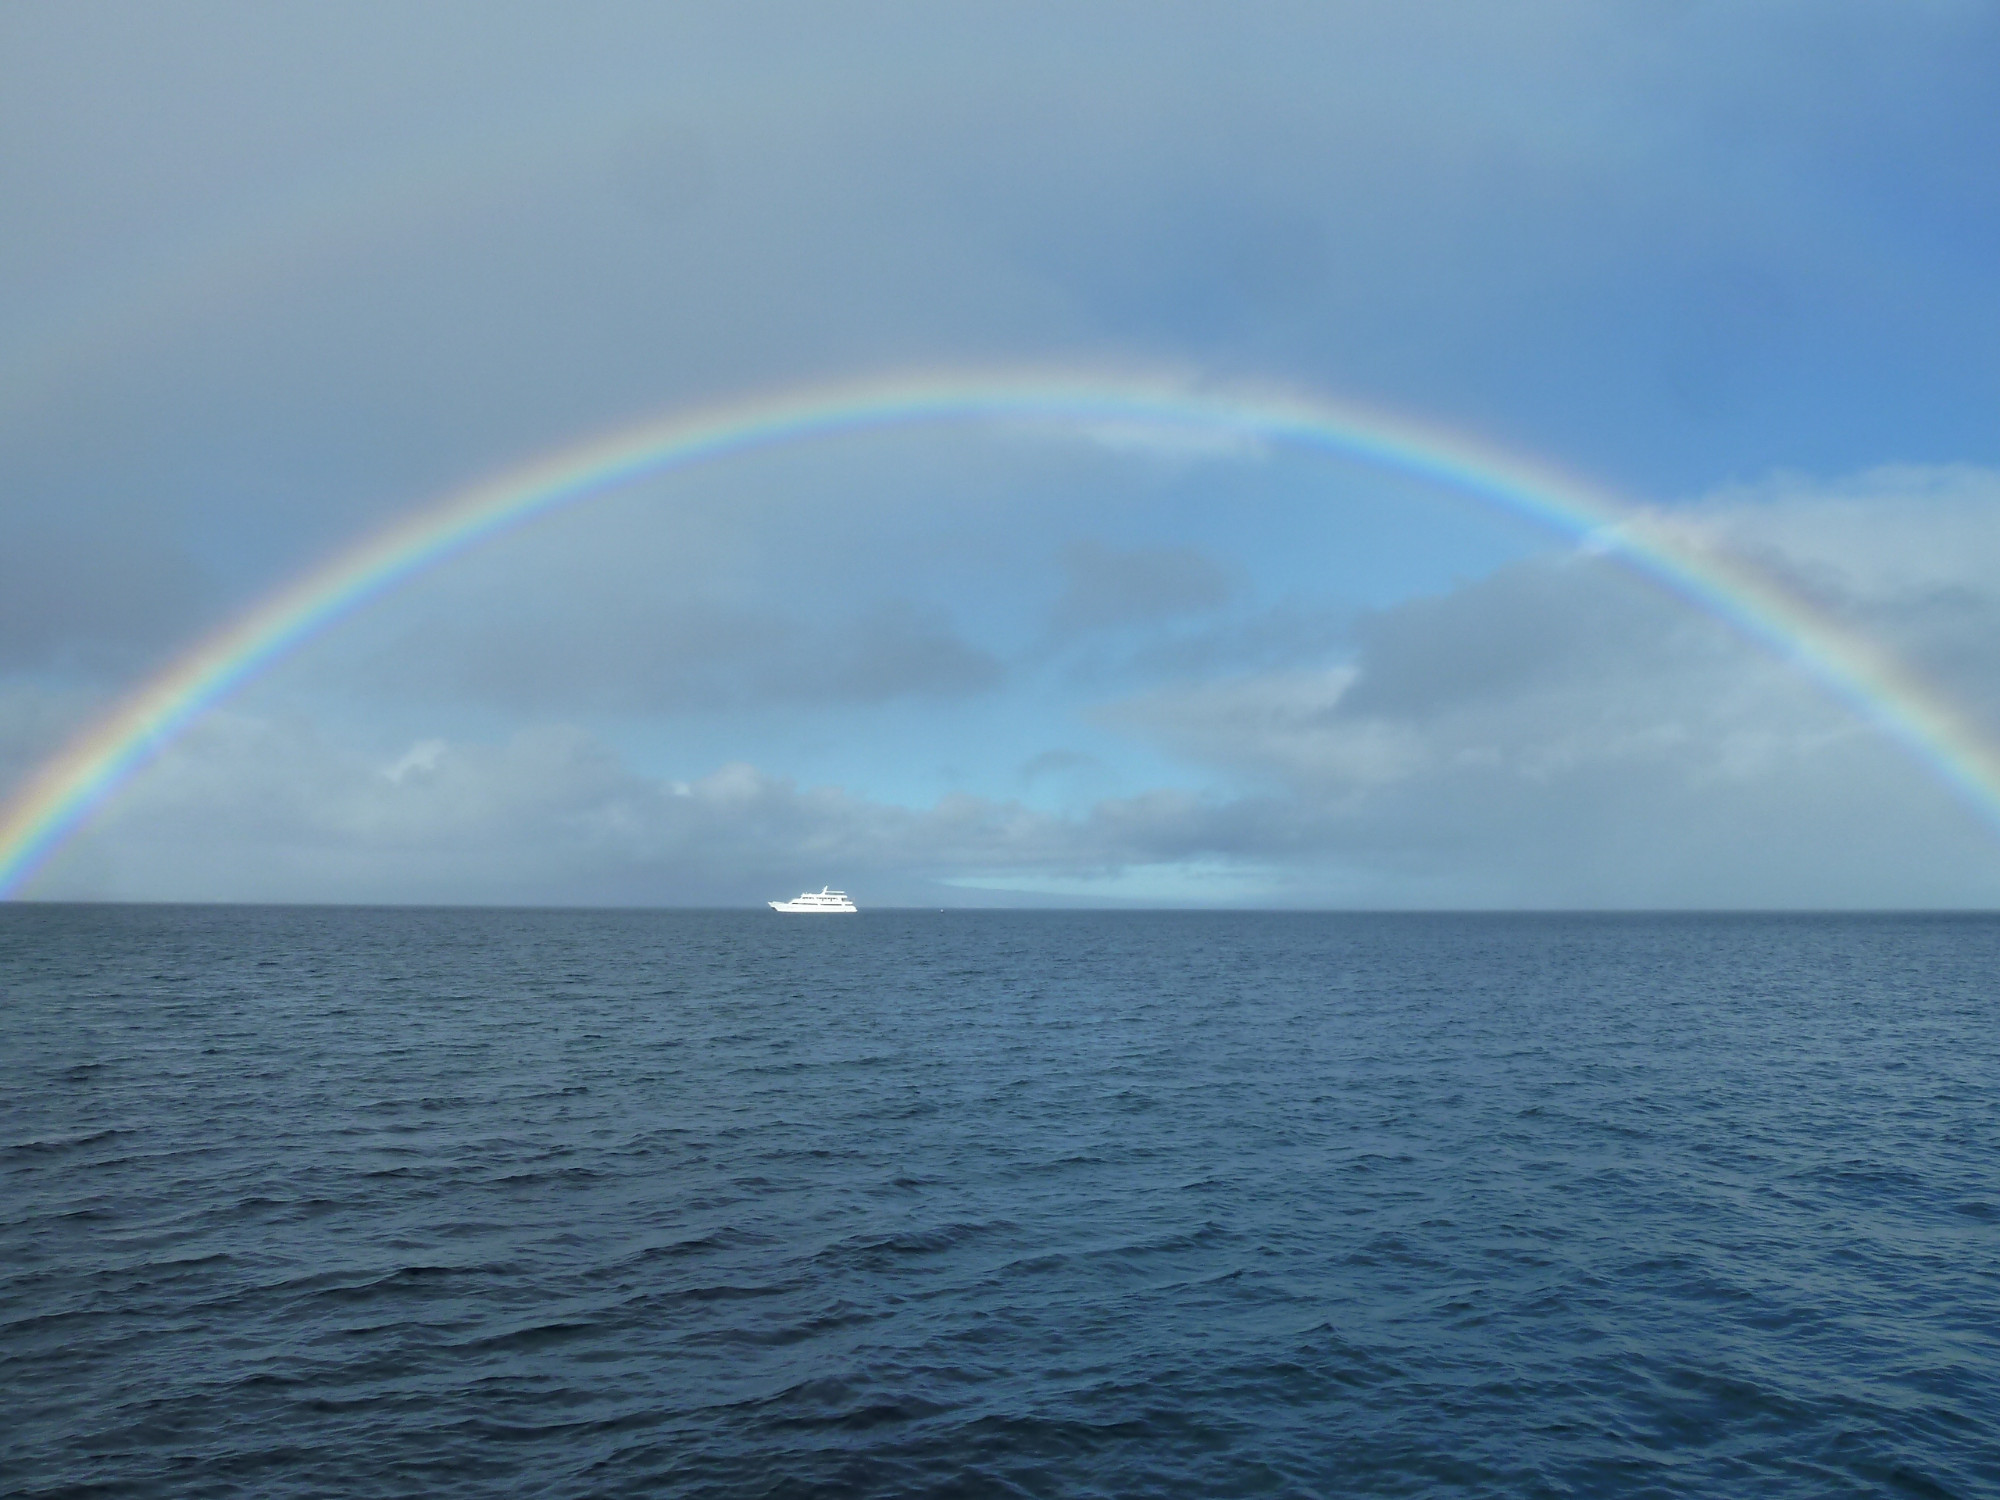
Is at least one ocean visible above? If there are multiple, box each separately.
[2,905,1994,1497]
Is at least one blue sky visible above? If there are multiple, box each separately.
[5,1,2000,905]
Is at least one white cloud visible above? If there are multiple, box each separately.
[383,737,446,782]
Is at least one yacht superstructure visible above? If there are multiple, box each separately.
[768,887,858,913]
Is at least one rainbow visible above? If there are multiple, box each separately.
[4,367,1997,898]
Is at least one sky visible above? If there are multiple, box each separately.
[5,0,2000,907]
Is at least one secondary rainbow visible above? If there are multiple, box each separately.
[4,367,1998,897]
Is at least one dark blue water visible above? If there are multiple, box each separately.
[3,907,1995,1497]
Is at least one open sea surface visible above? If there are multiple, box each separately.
[2,906,1996,1498]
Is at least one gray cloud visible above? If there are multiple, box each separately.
[1098,473,2000,903]
[1334,559,1703,720]
[33,715,1223,906]
[351,596,1002,713]
[1674,466,2000,729]
[1047,540,1236,635]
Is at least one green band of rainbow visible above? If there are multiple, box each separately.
[4,367,1996,898]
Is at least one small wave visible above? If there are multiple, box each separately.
[491,1166,604,1188]
[1791,1159,1930,1196]
[987,1250,1071,1280]
[687,1299,880,1349]
[587,1227,768,1277]
[813,1220,1019,1271]
[3,1127,131,1158]
[460,1319,598,1354]
[667,1281,788,1303]
[765,1395,955,1433]
[747,1376,955,1433]
[279,1262,491,1304]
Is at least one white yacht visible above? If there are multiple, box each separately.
[768,886,858,914]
